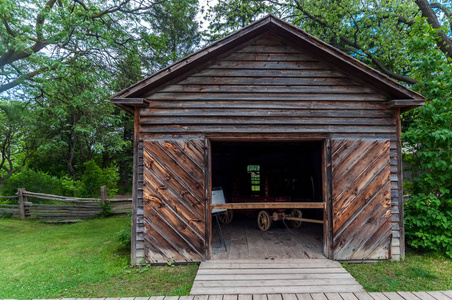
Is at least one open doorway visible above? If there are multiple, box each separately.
[210,141,325,259]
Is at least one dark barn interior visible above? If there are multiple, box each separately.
[211,141,325,259]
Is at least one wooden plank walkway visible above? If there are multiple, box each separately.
[190,259,364,295]
[8,292,452,300]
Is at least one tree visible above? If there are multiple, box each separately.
[145,0,202,70]
[402,17,452,257]
[0,100,39,185]
[205,0,274,42]
[0,0,203,194]
[0,0,159,94]
[415,0,452,61]
[27,57,129,178]
[206,0,451,85]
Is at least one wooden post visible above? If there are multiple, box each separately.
[23,189,29,218]
[100,185,108,204]
[131,107,139,265]
[100,185,110,217]
[396,108,406,260]
[17,188,26,220]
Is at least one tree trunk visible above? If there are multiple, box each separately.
[415,0,452,61]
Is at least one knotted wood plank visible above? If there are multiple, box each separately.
[143,139,206,263]
[331,139,392,260]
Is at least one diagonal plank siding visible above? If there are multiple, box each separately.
[142,139,206,263]
[332,139,392,260]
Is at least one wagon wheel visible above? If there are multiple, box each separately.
[257,210,272,232]
[290,209,303,228]
[218,209,233,224]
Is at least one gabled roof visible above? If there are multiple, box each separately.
[111,15,425,113]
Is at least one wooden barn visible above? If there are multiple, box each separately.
[111,15,425,265]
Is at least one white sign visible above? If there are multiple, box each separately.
[212,188,227,214]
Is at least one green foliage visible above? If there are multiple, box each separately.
[145,0,202,70]
[0,211,12,218]
[60,175,84,197]
[0,161,120,200]
[0,100,40,185]
[403,17,452,258]
[1,168,64,199]
[205,0,273,41]
[27,58,130,178]
[101,201,112,217]
[116,228,131,249]
[1,0,202,196]
[116,213,132,250]
[81,160,119,198]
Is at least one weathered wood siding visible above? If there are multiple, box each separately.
[331,139,392,260]
[142,139,206,263]
[138,33,403,262]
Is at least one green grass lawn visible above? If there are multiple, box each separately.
[0,216,198,299]
[343,249,452,292]
[2,216,452,298]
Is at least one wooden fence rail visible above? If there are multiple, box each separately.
[0,186,132,222]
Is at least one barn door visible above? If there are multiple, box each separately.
[142,139,206,263]
[331,139,392,260]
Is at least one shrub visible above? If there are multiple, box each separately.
[405,193,452,257]
[101,201,112,217]
[402,19,452,258]
[0,162,119,202]
[1,168,62,201]
[0,211,12,218]
[116,213,132,250]
[80,160,119,198]
[60,175,84,197]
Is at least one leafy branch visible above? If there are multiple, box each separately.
[416,0,452,61]
[0,0,161,94]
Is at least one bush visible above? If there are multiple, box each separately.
[0,211,12,218]
[404,99,452,257]
[116,213,132,250]
[1,168,63,200]
[0,161,120,202]
[60,175,84,197]
[80,160,119,198]
[405,193,452,257]
[402,20,452,258]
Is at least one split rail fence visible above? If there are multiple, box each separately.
[0,186,132,222]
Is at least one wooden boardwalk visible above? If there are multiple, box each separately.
[190,259,364,295]
[9,291,452,300]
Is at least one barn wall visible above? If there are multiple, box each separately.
[135,141,145,263]
[136,33,403,263]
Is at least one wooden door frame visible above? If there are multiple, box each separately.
[205,134,333,260]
